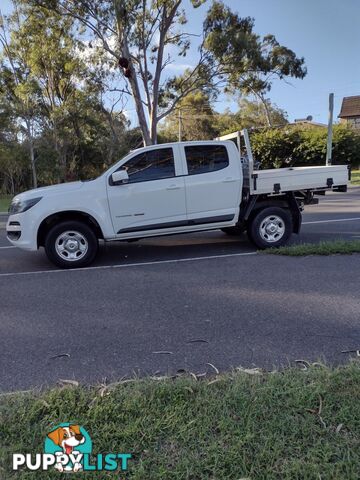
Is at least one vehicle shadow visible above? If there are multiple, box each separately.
[96,231,254,266]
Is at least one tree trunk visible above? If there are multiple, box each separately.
[10,173,15,195]
[25,118,37,188]
[52,119,66,183]
[71,117,85,177]
[54,136,62,183]
[29,141,37,189]
[125,65,152,145]
[61,152,67,182]
[259,94,272,127]
[150,114,158,144]
[114,0,152,146]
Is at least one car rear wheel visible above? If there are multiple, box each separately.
[45,221,98,268]
[247,207,292,249]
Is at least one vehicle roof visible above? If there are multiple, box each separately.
[130,139,233,153]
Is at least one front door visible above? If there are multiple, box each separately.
[107,146,187,235]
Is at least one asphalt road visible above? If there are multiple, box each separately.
[0,187,360,392]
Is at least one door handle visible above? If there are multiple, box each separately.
[166,184,181,190]
[223,177,236,183]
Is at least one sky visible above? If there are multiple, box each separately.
[2,0,360,126]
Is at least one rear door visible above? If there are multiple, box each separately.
[107,145,187,235]
[181,143,241,224]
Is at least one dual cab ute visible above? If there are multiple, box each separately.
[6,130,350,268]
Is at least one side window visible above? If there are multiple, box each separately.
[121,148,175,183]
[185,145,229,175]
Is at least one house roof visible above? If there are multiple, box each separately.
[338,95,360,118]
[291,120,327,128]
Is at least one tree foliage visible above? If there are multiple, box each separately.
[203,1,306,126]
[159,90,218,141]
[160,95,289,142]
[0,3,134,192]
[215,98,288,137]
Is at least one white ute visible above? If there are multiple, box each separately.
[6,129,350,268]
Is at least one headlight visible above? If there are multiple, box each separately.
[8,197,42,215]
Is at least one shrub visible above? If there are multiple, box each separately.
[251,124,360,169]
[251,128,301,168]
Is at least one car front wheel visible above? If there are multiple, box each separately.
[44,221,98,268]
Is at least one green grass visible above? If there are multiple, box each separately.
[1,363,360,479]
[0,195,11,212]
[351,170,360,185]
[263,239,360,256]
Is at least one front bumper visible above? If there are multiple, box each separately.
[6,213,39,251]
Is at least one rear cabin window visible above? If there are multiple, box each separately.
[184,145,229,175]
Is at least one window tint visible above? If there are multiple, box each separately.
[122,148,175,183]
[185,145,229,175]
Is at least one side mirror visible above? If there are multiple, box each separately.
[111,169,129,185]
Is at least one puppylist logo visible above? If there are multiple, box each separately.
[12,423,132,473]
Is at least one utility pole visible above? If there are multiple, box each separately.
[326,93,334,166]
[178,108,182,142]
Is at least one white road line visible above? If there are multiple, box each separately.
[0,245,15,249]
[302,217,360,225]
[0,251,258,278]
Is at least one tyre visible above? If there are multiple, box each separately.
[247,207,292,249]
[44,221,98,268]
[221,226,245,236]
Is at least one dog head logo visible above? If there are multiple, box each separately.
[48,425,85,454]
[44,423,92,473]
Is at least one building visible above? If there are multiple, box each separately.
[292,118,327,128]
[338,95,360,129]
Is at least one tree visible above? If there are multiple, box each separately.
[0,3,132,190]
[214,98,288,136]
[159,90,217,141]
[160,95,288,141]
[27,0,209,146]
[236,98,288,129]
[12,5,88,182]
[27,0,307,145]
[203,1,306,126]
[6,2,129,183]
[0,141,29,194]
[0,9,41,187]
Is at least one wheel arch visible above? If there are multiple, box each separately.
[244,193,302,234]
[37,210,104,247]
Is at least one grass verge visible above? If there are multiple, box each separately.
[262,239,360,256]
[351,170,360,185]
[0,195,11,212]
[1,363,360,479]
